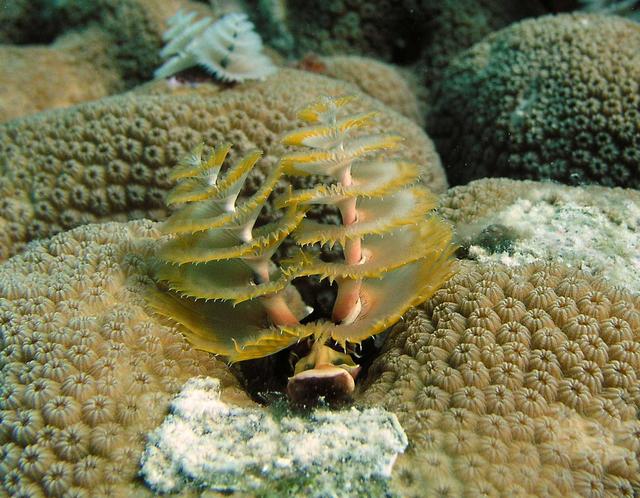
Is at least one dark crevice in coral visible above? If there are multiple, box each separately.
[236,335,385,408]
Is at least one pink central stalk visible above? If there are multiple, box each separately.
[332,164,363,324]
[245,255,300,327]
[261,293,301,326]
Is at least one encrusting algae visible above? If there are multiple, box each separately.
[147,95,456,404]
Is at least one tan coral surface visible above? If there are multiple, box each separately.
[0,69,446,261]
[438,178,640,292]
[360,259,640,497]
[0,28,122,124]
[0,0,213,122]
[298,55,425,125]
[0,220,250,497]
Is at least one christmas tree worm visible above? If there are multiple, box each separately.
[147,95,456,403]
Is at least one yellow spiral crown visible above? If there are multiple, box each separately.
[147,95,456,362]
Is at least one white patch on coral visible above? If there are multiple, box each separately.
[140,377,408,496]
[155,11,277,82]
[468,188,640,292]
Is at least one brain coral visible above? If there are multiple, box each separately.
[360,259,640,497]
[0,28,122,123]
[0,219,251,497]
[0,68,445,261]
[428,14,640,187]
[412,0,547,87]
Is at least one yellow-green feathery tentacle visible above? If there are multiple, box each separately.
[159,206,305,264]
[280,94,457,344]
[161,158,284,235]
[284,219,453,281]
[149,144,310,359]
[146,286,313,361]
[148,94,456,364]
[281,244,458,349]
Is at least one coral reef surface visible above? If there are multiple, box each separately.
[0,220,251,497]
[0,0,213,121]
[429,14,640,187]
[297,54,424,125]
[250,0,545,89]
[0,69,445,261]
[440,179,640,292]
[2,2,640,496]
[362,259,640,497]
[0,28,121,123]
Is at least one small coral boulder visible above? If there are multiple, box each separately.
[428,14,640,187]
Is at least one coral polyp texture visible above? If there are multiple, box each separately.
[148,95,456,367]
[0,69,445,261]
[0,220,251,497]
[249,0,545,88]
[155,11,277,81]
[359,259,640,497]
[428,13,640,187]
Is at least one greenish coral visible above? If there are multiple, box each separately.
[250,0,295,54]
[0,0,57,44]
[580,0,640,20]
[428,14,640,187]
[414,0,547,87]
[0,69,445,261]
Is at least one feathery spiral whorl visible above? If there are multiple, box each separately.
[154,11,277,82]
[146,96,456,367]
[147,144,310,361]
[278,95,457,347]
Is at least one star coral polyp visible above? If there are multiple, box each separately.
[147,95,456,403]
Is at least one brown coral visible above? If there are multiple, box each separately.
[0,220,250,496]
[0,69,445,261]
[0,28,123,123]
[361,260,640,496]
[296,54,425,125]
[0,0,213,121]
